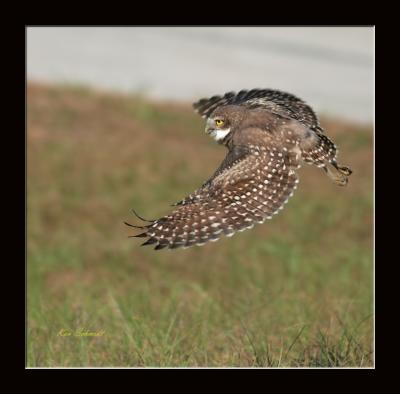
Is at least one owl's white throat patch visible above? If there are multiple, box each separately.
[210,128,231,141]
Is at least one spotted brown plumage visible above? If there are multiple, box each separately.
[193,88,323,133]
[126,89,352,250]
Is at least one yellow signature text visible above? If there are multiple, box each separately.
[57,328,106,337]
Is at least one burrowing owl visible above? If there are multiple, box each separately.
[126,89,352,250]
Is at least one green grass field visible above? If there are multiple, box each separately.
[27,83,373,367]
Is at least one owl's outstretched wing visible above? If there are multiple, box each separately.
[126,144,299,250]
[193,88,323,133]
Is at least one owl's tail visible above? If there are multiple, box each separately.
[323,160,352,186]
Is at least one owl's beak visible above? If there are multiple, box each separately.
[205,118,215,134]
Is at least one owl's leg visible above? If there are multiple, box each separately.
[322,160,352,186]
[332,159,352,176]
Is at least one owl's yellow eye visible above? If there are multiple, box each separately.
[215,119,224,127]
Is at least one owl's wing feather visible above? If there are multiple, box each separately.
[171,144,250,207]
[130,145,299,250]
[193,88,323,133]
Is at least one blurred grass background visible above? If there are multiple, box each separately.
[27,82,373,367]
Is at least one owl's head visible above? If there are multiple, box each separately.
[205,105,247,143]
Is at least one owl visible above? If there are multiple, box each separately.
[126,89,352,250]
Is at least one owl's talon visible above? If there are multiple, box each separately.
[323,162,350,186]
[337,165,352,176]
[331,160,352,176]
